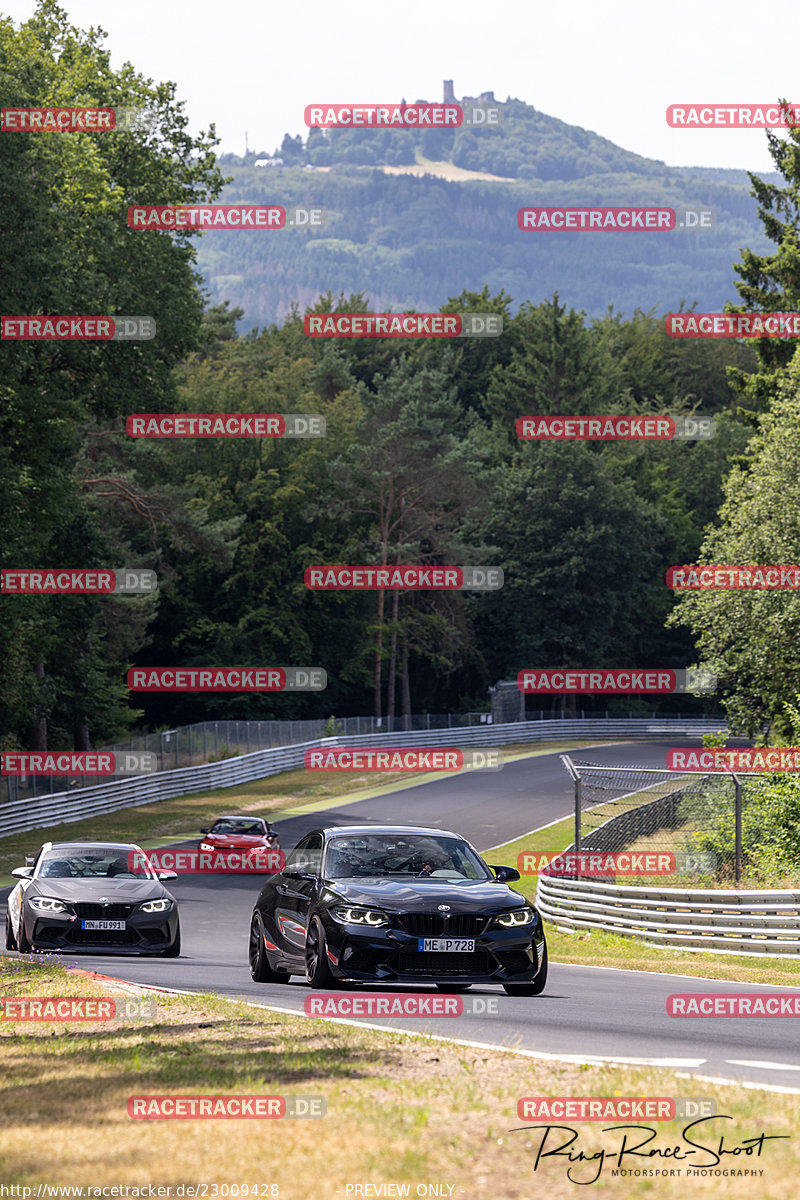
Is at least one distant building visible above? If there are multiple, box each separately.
[443,80,495,105]
[254,157,284,168]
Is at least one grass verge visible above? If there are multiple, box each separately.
[0,956,797,1197]
[492,826,800,986]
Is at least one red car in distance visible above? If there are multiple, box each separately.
[199,815,281,872]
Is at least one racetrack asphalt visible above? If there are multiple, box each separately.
[6,738,799,1092]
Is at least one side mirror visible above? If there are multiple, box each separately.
[11,866,34,879]
[489,864,520,882]
[200,828,209,835]
[158,870,178,882]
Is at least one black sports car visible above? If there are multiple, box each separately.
[5,840,181,956]
[248,824,547,994]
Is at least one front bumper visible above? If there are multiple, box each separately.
[24,906,179,955]
[321,915,547,984]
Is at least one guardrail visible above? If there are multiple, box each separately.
[535,875,800,955]
[0,717,725,839]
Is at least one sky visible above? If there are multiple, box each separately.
[2,0,797,172]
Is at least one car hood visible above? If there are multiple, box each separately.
[324,877,527,912]
[28,879,169,903]
[204,834,270,846]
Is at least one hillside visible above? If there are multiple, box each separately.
[195,93,778,330]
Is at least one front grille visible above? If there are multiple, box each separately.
[73,903,135,920]
[496,949,533,974]
[397,913,488,938]
[67,928,139,945]
[396,950,493,975]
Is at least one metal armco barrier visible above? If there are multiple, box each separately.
[0,717,725,838]
[536,875,800,956]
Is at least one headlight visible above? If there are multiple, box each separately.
[199,842,215,852]
[331,906,388,926]
[493,907,536,928]
[28,896,71,914]
[139,898,172,913]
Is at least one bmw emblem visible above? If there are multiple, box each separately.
[437,904,451,911]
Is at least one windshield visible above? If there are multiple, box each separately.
[210,819,266,835]
[37,847,155,881]
[324,834,491,881]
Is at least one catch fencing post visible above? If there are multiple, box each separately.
[733,773,742,885]
[561,754,582,880]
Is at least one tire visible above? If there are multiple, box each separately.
[162,922,181,957]
[17,918,31,953]
[502,944,548,996]
[249,913,290,983]
[305,914,336,989]
[5,913,18,952]
[435,983,471,992]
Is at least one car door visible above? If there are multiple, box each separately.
[273,833,322,962]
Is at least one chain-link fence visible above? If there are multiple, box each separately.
[555,756,800,888]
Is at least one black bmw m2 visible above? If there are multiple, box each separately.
[248,824,547,994]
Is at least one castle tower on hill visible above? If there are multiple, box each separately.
[443,80,495,105]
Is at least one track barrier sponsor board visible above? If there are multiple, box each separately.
[667,748,800,773]
[516,415,715,440]
[1,569,157,594]
[303,747,502,772]
[127,1094,325,1118]
[304,565,503,590]
[517,1097,717,1121]
[128,848,286,874]
[517,668,716,694]
[126,668,326,691]
[668,993,800,1016]
[126,414,325,438]
[1,751,157,775]
[667,565,800,589]
[667,103,800,127]
[303,313,502,337]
